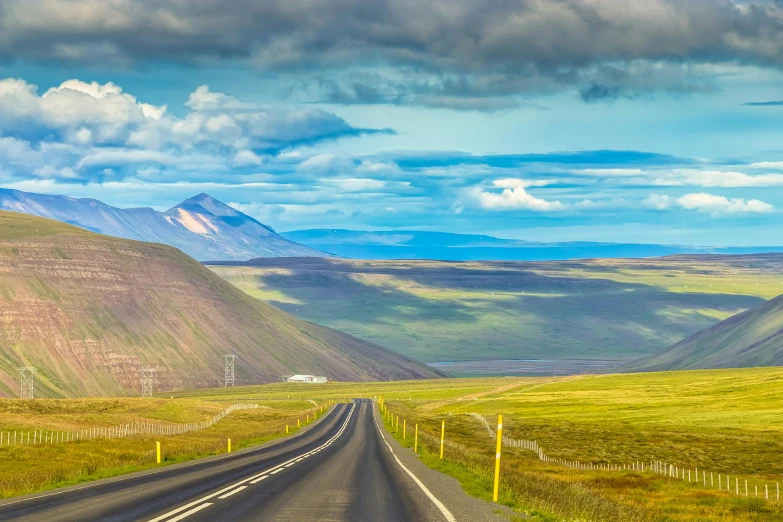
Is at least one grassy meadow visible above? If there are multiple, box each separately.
[180,366,783,521]
[209,256,783,368]
[0,397,326,498]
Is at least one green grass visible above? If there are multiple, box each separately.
[0,397,329,498]
[209,257,780,365]
[178,367,783,521]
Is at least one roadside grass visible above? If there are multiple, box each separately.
[178,367,783,521]
[0,397,327,499]
[209,258,779,364]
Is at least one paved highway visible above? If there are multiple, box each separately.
[0,399,505,521]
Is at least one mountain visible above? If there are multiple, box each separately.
[0,188,326,261]
[283,229,783,261]
[0,211,443,398]
[625,293,783,372]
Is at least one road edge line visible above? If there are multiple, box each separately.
[371,403,457,522]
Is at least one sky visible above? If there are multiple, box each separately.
[2,1,783,245]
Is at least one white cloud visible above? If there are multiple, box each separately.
[677,193,773,215]
[645,192,773,215]
[642,193,673,210]
[232,150,264,167]
[471,178,565,212]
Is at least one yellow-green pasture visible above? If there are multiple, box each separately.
[183,366,783,521]
[0,397,326,498]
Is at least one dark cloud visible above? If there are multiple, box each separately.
[580,83,622,103]
[1,1,782,108]
[742,100,783,106]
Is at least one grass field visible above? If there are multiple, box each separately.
[209,256,783,368]
[178,366,783,521]
[0,397,326,498]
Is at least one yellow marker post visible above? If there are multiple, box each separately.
[228,438,232,453]
[156,441,161,464]
[298,418,301,428]
[286,425,289,434]
[493,415,503,503]
[440,421,445,460]
[403,419,406,440]
[415,424,418,453]
[396,416,399,433]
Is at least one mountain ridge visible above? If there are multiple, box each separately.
[0,211,443,397]
[283,229,783,261]
[0,188,325,261]
[624,293,783,372]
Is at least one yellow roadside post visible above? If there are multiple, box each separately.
[228,438,232,453]
[156,441,161,464]
[440,421,445,460]
[414,424,418,453]
[403,419,406,440]
[493,415,503,502]
[286,425,289,434]
[298,418,301,428]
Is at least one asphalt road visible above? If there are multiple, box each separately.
[0,399,507,522]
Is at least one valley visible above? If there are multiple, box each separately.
[209,256,783,371]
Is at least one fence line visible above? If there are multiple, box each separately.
[469,412,780,502]
[0,403,262,447]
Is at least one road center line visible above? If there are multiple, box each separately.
[372,403,457,522]
[148,403,355,522]
[217,487,247,499]
[165,503,213,522]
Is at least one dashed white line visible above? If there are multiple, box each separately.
[372,403,457,522]
[148,403,355,522]
[217,486,247,500]
[165,503,213,522]
[249,476,268,485]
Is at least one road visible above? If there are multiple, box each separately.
[0,399,506,521]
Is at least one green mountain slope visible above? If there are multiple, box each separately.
[625,293,783,371]
[0,212,443,397]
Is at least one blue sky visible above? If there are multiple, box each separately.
[2,1,783,245]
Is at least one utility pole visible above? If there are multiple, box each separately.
[18,367,35,398]
[223,355,237,387]
[141,368,155,397]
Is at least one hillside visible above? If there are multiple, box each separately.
[207,256,780,374]
[0,212,442,397]
[0,188,326,261]
[625,292,783,371]
[282,229,783,261]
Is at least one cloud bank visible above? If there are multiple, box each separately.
[1,1,783,108]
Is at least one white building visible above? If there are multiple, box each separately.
[285,374,328,384]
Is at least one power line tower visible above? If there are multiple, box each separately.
[141,368,155,397]
[222,355,237,387]
[18,367,35,399]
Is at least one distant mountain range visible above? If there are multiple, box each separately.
[283,229,783,261]
[0,212,442,397]
[0,188,325,261]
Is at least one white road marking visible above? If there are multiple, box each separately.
[372,403,457,522]
[148,403,355,522]
[217,487,247,499]
[0,402,340,511]
[165,503,212,522]
[249,476,268,485]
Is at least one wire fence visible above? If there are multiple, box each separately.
[0,403,263,446]
[469,412,781,502]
